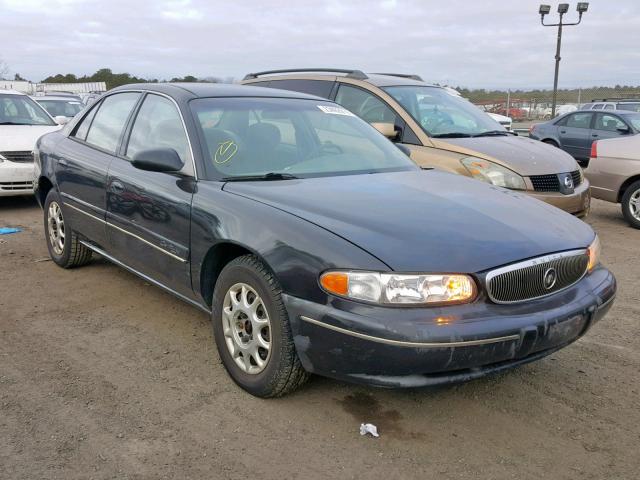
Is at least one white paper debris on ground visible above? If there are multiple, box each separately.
[359,423,379,438]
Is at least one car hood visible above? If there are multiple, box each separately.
[224,170,595,273]
[0,125,60,151]
[436,135,579,176]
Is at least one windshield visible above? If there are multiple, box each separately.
[383,86,504,137]
[618,103,640,113]
[37,99,84,118]
[0,93,56,126]
[623,113,640,131]
[191,97,417,180]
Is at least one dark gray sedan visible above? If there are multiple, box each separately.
[530,110,640,167]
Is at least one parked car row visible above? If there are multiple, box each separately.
[0,90,62,196]
[242,69,590,216]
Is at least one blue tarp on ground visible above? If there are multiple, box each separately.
[0,227,22,235]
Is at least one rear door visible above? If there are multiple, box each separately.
[106,92,195,296]
[591,113,629,142]
[557,112,593,159]
[57,92,141,247]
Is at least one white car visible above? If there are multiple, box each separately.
[487,112,513,131]
[1,90,62,196]
[33,95,84,122]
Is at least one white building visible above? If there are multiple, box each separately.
[0,81,106,94]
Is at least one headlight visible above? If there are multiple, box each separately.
[320,271,476,305]
[587,235,600,271]
[461,157,526,190]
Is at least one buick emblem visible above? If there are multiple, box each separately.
[564,175,574,189]
[543,267,557,290]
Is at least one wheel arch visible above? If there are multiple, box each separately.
[618,175,640,202]
[199,240,277,308]
[36,176,54,208]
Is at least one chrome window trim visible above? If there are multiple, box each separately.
[485,249,588,304]
[300,316,520,348]
[65,88,198,180]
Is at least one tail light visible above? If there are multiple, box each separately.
[590,141,598,158]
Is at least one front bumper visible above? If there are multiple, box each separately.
[525,179,591,217]
[0,161,35,197]
[284,265,615,388]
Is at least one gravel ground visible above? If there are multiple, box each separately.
[1,196,638,480]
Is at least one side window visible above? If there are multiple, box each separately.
[126,94,191,164]
[73,102,100,140]
[268,80,334,99]
[565,112,593,129]
[604,104,615,110]
[594,114,626,132]
[85,93,140,153]
[335,84,398,125]
[592,103,604,110]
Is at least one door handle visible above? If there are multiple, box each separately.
[592,134,598,137]
[560,130,566,134]
[110,180,125,193]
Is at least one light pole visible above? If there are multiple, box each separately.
[539,3,589,117]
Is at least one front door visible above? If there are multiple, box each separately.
[591,113,629,143]
[106,93,195,296]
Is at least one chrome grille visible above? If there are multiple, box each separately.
[486,250,589,303]
[530,174,560,192]
[0,151,34,163]
[529,171,582,192]
[571,170,582,187]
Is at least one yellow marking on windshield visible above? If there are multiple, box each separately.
[214,140,238,164]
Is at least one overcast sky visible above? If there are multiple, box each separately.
[1,0,638,89]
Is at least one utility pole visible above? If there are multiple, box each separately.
[539,3,589,117]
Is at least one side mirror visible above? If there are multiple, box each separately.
[54,115,69,125]
[131,148,184,173]
[371,122,398,140]
[617,125,630,134]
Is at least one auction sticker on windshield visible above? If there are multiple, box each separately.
[317,105,355,116]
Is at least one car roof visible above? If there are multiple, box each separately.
[33,95,83,101]
[112,82,323,100]
[243,70,440,88]
[0,89,26,96]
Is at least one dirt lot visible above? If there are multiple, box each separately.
[1,196,638,480]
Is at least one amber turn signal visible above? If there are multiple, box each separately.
[320,272,349,296]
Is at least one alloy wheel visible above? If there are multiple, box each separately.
[630,188,640,221]
[222,282,272,374]
[47,201,65,255]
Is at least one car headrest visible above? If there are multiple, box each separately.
[246,122,281,151]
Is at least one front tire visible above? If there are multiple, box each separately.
[211,255,308,397]
[43,190,92,268]
[621,180,640,229]
[543,139,559,148]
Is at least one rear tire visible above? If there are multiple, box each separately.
[211,255,308,397]
[43,190,93,268]
[621,180,640,229]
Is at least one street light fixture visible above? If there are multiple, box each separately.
[539,2,589,117]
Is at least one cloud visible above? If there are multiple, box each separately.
[0,0,637,88]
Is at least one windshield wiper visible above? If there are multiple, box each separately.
[430,132,472,138]
[472,130,509,137]
[221,172,299,182]
[0,122,25,125]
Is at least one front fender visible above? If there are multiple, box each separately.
[190,181,389,305]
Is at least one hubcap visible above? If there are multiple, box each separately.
[222,283,271,374]
[630,188,640,221]
[47,201,65,255]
